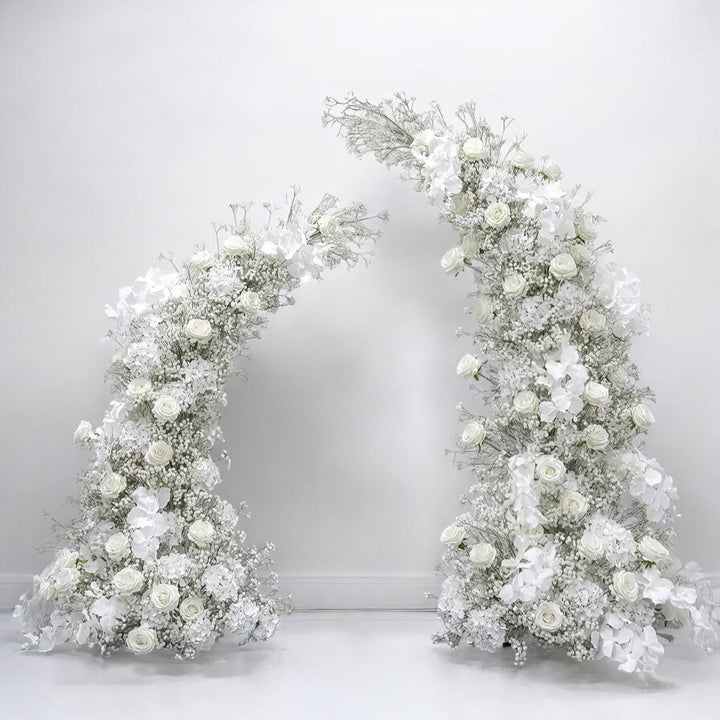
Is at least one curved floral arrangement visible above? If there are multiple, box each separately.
[14,190,385,658]
[325,94,719,672]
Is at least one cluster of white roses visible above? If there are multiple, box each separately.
[325,94,719,672]
[15,191,383,658]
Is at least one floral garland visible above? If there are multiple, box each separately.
[14,190,385,658]
[324,94,720,672]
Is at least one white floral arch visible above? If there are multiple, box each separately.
[324,93,719,673]
[15,190,385,658]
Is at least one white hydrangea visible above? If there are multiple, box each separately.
[465,607,506,651]
[155,553,193,580]
[207,264,239,297]
[595,259,650,338]
[192,458,222,490]
[105,267,186,338]
[508,453,545,530]
[225,597,261,640]
[499,543,556,604]
[126,487,171,561]
[202,564,239,602]
[538,340,588,423]
[417,136,462,204]
[437,575,467,622]
[594,613,664,672]
[623,451,677,523]
[587,514,637,567]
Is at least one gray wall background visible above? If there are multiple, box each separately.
[0,0,718,591]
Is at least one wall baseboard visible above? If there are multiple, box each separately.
[280,574,438,610]
[1,575,33,613]
[4,571,718,613]
[1,573,439,613]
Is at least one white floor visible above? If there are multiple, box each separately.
[2,612,719,720]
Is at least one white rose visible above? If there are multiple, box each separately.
[561,490,589,519]
[440,246,466,275]
[468,542,496,568]
[608,366,629,386]
[456,353,480,379]
[510,148,534,170]
[99,467,127,499]
[584,381,610,408]
[535,601,564,632]
[126,626,157,655]
[179,596,206,621]
[462,229,481,256]
[150,583,180,612]
[185,318,212,344]
[126,377,152,399]
[461,421,486,446]
[189,249,215,271]
[575,214,599,243]
[146,440,173,468]
[513,390,539,415]
[612,570,639,602]
[638,536,670,564]
[53,548,79,570]
[152,395,180,424]
[535,455,566,484]
[317,214,339,237]
[440,522,466,547]
[484,202,511,229]
[413,129,440,153]
[502,273,528,299]
[540,158,562,180]
[580,308,606,334]
[570,243,594,266]
[524,524,545,545]
[38,579,56,602]
[474,295,493,324]
[223,235,253,256]
[451,193,471,215]
[462,137,487,161]
[549,253,578,280]
[73,420,93,445]
[188,519,215,548]
[54,567,80,594]
[105,532,131,561]
[584,424,609,450]
[632,403,655,430]
[112,567,144,595]
[577,531,604,561]
[239,290,261,313]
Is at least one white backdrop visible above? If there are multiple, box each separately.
[1,0,719,607]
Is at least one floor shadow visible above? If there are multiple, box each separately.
[7,632,290,682]
[439,642,681,692]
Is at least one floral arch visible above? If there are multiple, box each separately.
[14,191,385,658]
[323,93,719,673]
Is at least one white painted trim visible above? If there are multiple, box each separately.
[1,575,32,613]
[3,572,718,613]
[0,573,439,612]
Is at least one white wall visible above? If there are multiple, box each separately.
[1,0,719,602]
